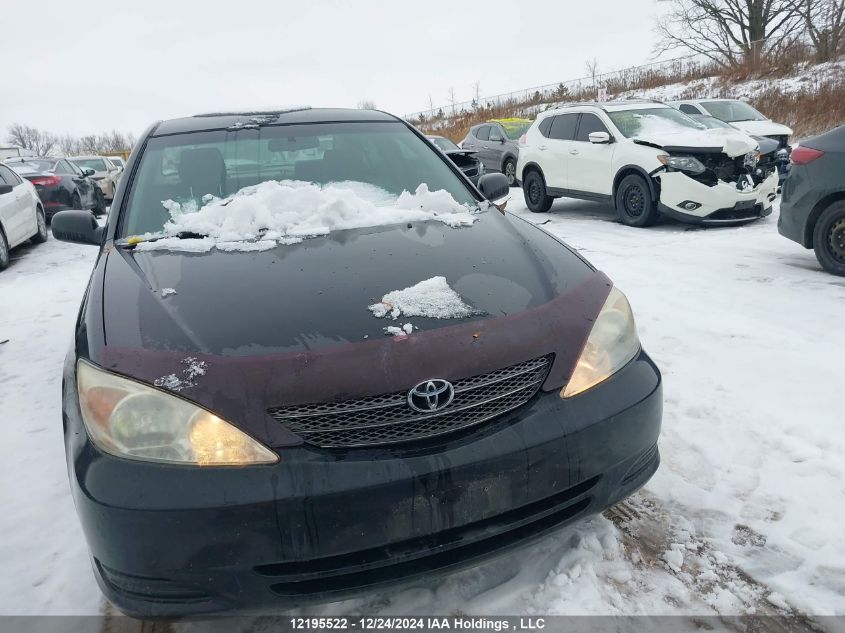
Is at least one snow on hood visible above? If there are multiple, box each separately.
[369,276,479,320]
[633,115,757,157]
[133,180,479,252]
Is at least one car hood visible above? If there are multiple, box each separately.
[634,127,758,157]
[443,149,479,158]
[728,120,793,137]
[103,211,595,356]
[95,211,611,437]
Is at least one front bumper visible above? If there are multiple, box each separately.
[66,352,662,617]
[658,171,779,225]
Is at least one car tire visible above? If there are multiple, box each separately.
[616,174,658,227]
[72,192,82,210]
[503,158,517,187]
[523,170,553,213]
[0,229,9,271]
[812,201,845,277]
[31,207,48,244]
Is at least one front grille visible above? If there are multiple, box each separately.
[267,355,553,448]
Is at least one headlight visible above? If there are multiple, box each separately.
[76,360,278,465]
[477,160,485,175]
[561,287,641,398]
[658,154,706,175]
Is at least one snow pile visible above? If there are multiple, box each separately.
[133,181,478,253]
[369,276,478,321]
[160,287,177,297]
[384,323,415,337]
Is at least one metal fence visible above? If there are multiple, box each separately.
[404,54,712,121]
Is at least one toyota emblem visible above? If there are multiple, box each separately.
[407,379,455,413]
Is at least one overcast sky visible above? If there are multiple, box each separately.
[1,0,668,139]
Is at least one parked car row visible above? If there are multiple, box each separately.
[0,152,124,271]
[428,98,842,277]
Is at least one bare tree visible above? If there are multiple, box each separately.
[655,0,804,68]
[57,134,80,156]
[585,58,600,86]
[356,100,377,110]
[6,123,58,157]
[797,0,845,61]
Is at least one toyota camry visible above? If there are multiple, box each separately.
[51,107,662,616]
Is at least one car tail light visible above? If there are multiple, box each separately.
[790,146,824,165]
[519,134,527,146]
[29,175,61,186]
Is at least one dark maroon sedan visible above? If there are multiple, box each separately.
[7,157,104,218]
[51,108,662,616]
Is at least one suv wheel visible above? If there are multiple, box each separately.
[503,158,517,187]
[813,201,845,277]
[616,174,658,227]
[523,171,553,213]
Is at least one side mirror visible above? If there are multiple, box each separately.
[589,132,612,144]
[0,184,13,195]
[51,210,104,245]
[477,172,510,201]
[84,168,96,177]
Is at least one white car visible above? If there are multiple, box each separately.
[516,101,779,227]
[0,162,48,270]
[668,99,793,146]
[69,156,121,200]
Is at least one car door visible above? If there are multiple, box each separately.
[487,124,508,171]
[471,126,496,170]
[68,160,95,207]
[542,113,579,189]
[0,165,31,246]
[568,112,615,196]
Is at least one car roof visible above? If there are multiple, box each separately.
[151,107,400,136]
[70,155,108,160]
[544,100,670,115]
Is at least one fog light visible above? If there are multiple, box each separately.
[680,201,701,211]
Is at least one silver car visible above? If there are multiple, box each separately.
[69,156,121,200]
[460,120,532,186]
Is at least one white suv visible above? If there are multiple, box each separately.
[516,101,779,227]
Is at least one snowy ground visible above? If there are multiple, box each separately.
[1,194,843,621]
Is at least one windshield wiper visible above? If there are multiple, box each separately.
[117,231,208,248]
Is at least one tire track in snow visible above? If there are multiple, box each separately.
[604,493,825,631]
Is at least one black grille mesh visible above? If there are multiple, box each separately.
[267,355,553,448]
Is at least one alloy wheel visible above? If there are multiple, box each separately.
[505,161,516,186]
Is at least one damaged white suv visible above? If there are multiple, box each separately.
[516,101,779,227]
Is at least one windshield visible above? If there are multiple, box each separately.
[430,137,459,151]
[701,100,767,122]
[607,108,704,138]
[691,115,734,130]
[72,158,108,171]
[121,121,479,237]
[9,159,55,173]
[494,119,532,140]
